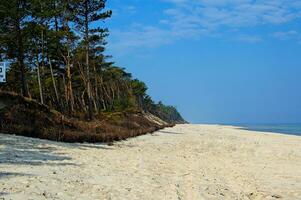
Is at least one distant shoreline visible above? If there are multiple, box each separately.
[230,124,301,137]
[190,123,301,137]
[188,123,301,136]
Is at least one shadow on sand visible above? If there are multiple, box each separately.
[0,134,75,167]
[0,133,116,166]
[0,172,32,178]
[0,133,118,184]
[157,130,183,135]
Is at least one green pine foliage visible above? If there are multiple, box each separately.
[0,0,185,123]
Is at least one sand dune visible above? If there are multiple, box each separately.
[1,124,301,200]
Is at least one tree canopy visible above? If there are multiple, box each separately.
[0,0,185,123]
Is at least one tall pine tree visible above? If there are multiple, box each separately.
[0,0,31,97]
[74,0,112,119]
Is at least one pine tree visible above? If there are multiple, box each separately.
[0,0,184,124]
[74,0,112,119]
[0,0,31,97]
[57,0,78,113]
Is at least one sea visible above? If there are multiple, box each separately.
[233,124,301,136]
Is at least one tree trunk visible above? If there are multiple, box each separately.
[62,9,75,114]
[49,58,60,109]
[62,74,67,111]
[16,17,29,97]
[93,64,99,113]
[36,59,44,104]
[66,51,74,113]
[85,0,93,120]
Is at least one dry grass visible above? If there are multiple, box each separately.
[0,91,173,143]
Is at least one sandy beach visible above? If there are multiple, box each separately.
[1,124,301,200]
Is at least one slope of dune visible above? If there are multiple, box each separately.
[0,91,173,143]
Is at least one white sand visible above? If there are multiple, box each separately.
[1,124,301,200]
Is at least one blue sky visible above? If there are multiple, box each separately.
[104,0,301,124]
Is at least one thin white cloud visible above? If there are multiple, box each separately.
[272,30,299,40]
[163,0,301,29]
[109,0,301,52]
[237,35,262,43]
[271,30,301,44]
[109,24,173,55]
[124,5,136,14]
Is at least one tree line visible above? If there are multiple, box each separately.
[0,0,185,122]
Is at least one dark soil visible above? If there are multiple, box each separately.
[0,91,173,143]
